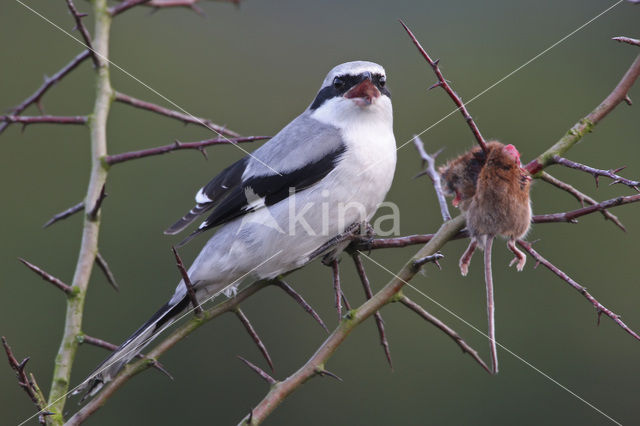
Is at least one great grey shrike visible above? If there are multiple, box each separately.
[78,60,397,397]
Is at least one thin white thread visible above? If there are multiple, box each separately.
[13,0,282,177]
[357,251,622,426]
[17,249,283,426]
[358,0,624,177]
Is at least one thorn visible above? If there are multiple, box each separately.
[413,253,444,270]
[534,260,541,269]
[198,147,208,160]
[597,308,604,326]
[78,12,88,18]
[612,166,627,174]
[624,95,633,106]
[428,81,443,91]
[247,409,253,424]
[95,252,119,291]
[413,169,429,179]
[88,184,107,220]
[271,280,328,333]
[18,357,30,372]
[594,174,600,188]
[149,360,174,380]
[171,246,202,315]
[190,4,206,16]
[36,100,45,114]
[237,356,276,385]
[315,367,343,382]
[235,309,274,372]
[433,58,440,66]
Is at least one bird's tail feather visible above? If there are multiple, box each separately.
[75,295,190,400]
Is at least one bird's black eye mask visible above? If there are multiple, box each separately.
[309,72,390,110]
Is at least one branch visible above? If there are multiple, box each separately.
[113,92,240,137]
[103,136,269,166]
[43,202,84,228]
[539,172,625,231]
[526,54,640,174]
[239,215,467,425]
[400,20,487,152]
[18,258,72,295]
[0,50,90,135]
[613,36,640,48]
[517,241,640,341]
[532,194,640,224]
[398,296,491,374]
[46,1,113,421]
[65,0,99,67]
[2,337,50,425]
[352,253,392,369]
[171,246,202,315]
[552,156,640,191]
[0,115,88,128]
[413,135,451,221]
[108,0,150,16]
[78,334,171,378]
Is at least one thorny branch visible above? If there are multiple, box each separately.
[525,53,640,174]
[103,136,269,165]
[539,172,625,231]
[2,337,50,425]
[413,135,451,221]
[400,20,488,152]
[0,115,88,127]
[171,247,202,315]
[0,50,90,135]
[613,36,640,48]
[552,156,640,191]
[65,0,99,67]
[517,241,640,340]
[532,194,640,224]
[113,92,240,137]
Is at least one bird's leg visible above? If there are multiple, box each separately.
[459,239,477,276]
[484,235,498,374]
[507,239,527,271]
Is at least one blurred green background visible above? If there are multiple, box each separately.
[2,0,640,425]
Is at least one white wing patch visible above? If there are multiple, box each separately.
[195,187,211,204]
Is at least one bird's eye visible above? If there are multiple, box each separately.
[333,77,344,89]
[379,76,386,87]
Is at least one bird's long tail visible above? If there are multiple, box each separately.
[75,294,190,400]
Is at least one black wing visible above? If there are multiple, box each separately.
[164,156,250,235]
[176,144,346,246]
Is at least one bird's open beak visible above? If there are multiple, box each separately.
[344,77,380,106]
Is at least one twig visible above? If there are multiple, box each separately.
[95,252,119,291]
[2,337,50,425]
[0,115,88,128]
[352,253,393,369]
[552,156,640,191]
[330,260,342,320]
[413,135,451,221]
[0,50,90,135]
[65,0,100,67]
[526,54,640,174]
[400,20,487,152]
[517,240,640,341]
[103,136,269,165]
[539,172,625,231]
[147,0,206,16]
[79,334,171,378]
[113,92,240,137]
[398,295,491,374]
[613,36,640,48]
[235,308,274,372]
[271,280,328,333]
[412,253,444,271]
[237,356,276,385]
[18,258,72,294]
[108,0,150,16]
[171,246,202,315]
[532,194,640,224]
[43,201,84,228]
